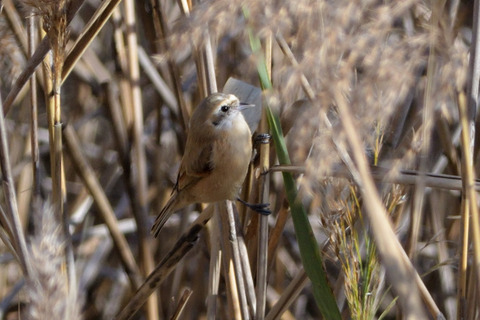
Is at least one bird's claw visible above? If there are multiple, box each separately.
[254,133,271,146]
[237,198,271,215]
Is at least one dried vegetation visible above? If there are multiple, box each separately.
[0,0,478,319]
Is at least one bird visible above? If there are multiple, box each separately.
[151,92,256,237]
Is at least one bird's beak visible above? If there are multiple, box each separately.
[238,102,255,110]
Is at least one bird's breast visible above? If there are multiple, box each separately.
[195,118,252,202]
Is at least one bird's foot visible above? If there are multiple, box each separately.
[237,198,271,215]
[254,133,271,146]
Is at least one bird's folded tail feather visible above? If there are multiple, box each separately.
[151,195,178,237]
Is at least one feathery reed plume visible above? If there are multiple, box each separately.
[0,16,26,98]
[26,205,81,320]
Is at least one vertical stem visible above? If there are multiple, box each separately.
[207,212,222,320]
[52,75,64,219]
[123,1,157,319]
[0,93,32,278]
[202,31,217,95]
[458,91,480,305]
[152,0,189,130]
[256,33,273,320]
[27,13,40,204]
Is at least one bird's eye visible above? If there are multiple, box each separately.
[220,105,230,112]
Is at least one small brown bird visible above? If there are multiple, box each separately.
[151,93,254,237]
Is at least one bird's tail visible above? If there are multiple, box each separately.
[151,194,178,237]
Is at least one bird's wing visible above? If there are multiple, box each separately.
[175,143,215,192]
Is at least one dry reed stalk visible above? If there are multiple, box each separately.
[236,216,257,311]
[206,211,222,320]
[116,206,214,320]
[334,87,432,318]
[255,122,271,320]
[466,265,477,319]
[26,0,76,293]
[0,0,476,318]
[462,0,480,316]
[104,82,129,158]
[62,124,142,289]
[5,6,34,228]
[123,1,158,318]
[111,8,133,128]
[150,0,189,130]
[16,134,33,229]
[255,34,273,320]
[428,192,456,320]
[407,2,444,259]
[273,9,444,315]
[169,288,193,320]
[3,0,83,114]
[265,269,308,320]
[267,204,288,270]
[273,164,480,191]
[219,201,250,319]
[21,0,66,217]
[0,91,32,278]
[201,31,217,95]
[3,0,28,55]
[62,0,122,82]
[27,12,40,202]
[458,91,480,301]
[137,47,177,113]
